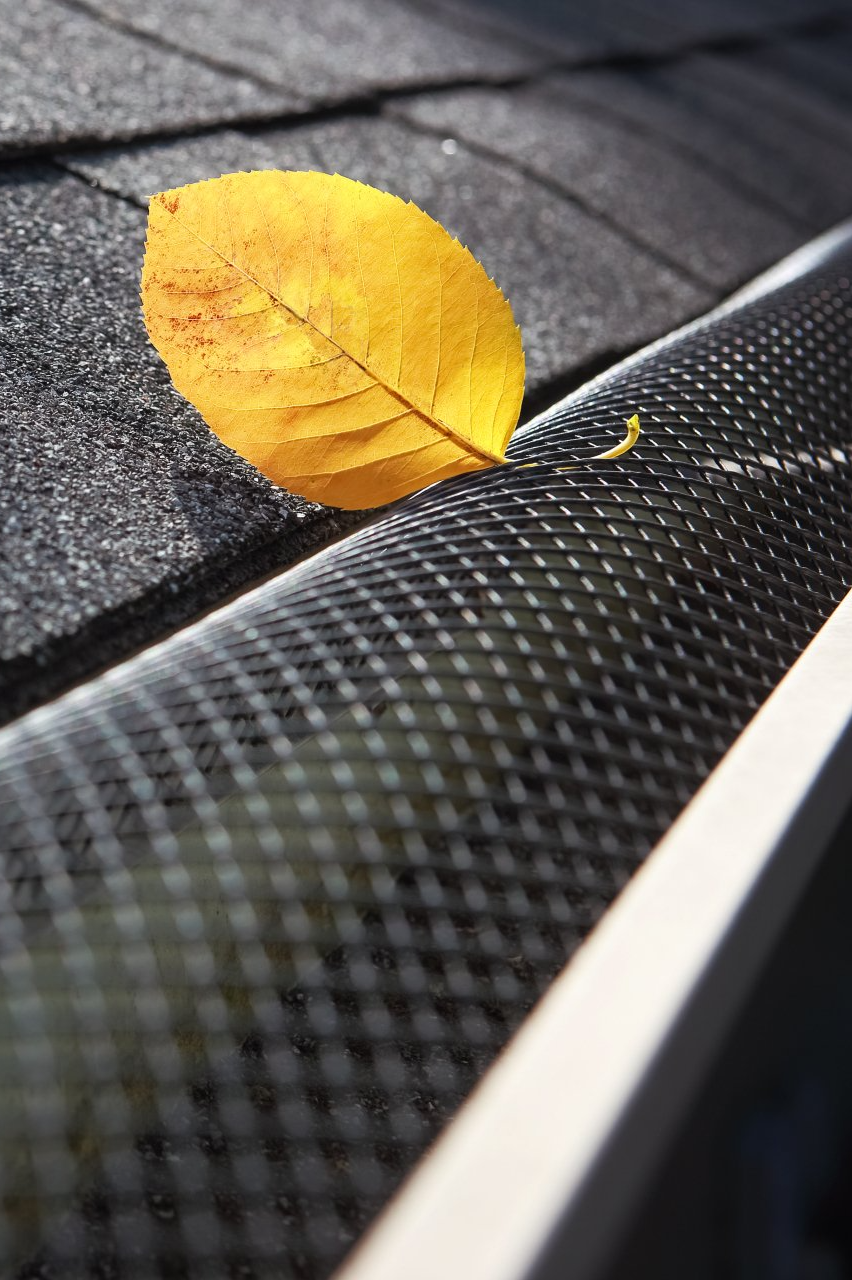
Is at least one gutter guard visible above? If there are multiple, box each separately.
[340,580,852,1280]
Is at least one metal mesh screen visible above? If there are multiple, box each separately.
[1,229,851,1279]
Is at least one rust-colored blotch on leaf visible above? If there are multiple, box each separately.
[141,169,525,508]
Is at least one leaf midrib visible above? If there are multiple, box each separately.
[163,202,508,469]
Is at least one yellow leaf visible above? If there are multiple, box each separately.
[141,170,525,509]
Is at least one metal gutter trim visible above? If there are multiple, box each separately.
[337,586,852,1280]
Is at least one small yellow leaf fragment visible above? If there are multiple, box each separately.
[141,170,525,509]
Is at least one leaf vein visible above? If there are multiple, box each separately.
[199,383,375,410]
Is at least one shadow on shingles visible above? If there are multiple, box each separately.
[0,497,366,731]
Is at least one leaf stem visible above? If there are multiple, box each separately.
[586,413,640,462]
[516,414,641,472]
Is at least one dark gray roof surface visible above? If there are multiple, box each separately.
[754,26,852,107]
[66,116,710,389]
[3,0,852,723]
[0,0,296,154]
[79,0,545,93]
[548,49,852,230]
[391,82,801,287]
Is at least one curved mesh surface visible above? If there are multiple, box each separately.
[1,229,851,1279]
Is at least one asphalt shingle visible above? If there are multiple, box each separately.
[545,57,852,233]
[80,0,544,101]
[0,0,296,157]
[397,0,844,62]
[392,83,801,289]
[66,115,711,393]
[753,27,852,112]
[0,167,352,719]
[684,48,852,151]
[622,0,844,39]
[711,42,852,162]
[422,0,687,58]
[752,28,852,112]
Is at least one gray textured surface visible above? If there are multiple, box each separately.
[666,52,852,226]
[82,0,544,98]
[66,116,710,391]
[689,46,852,156]
[753,27,852,109]
[548,54,852,232]
[392,83,801,288]
[412,0,685,57]
[0,168,352,715]
[0,0,295,156]
[424,0,846,56]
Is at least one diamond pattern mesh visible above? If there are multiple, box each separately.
[1,234,851,1279]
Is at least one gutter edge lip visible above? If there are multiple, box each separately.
[336,586,852,1280]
